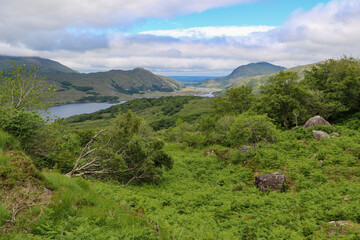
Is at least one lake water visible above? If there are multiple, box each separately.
[195,91,215,97]
[43,101,126,119]
[44,92,215,119]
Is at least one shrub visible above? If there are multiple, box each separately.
[0,110,45,150]
[227,113,278,147]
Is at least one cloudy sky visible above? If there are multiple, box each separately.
[0,0,359,75]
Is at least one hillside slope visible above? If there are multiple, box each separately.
[200,62,285,89]
[231,62,318,93]
[0,56,184,104]
[0,55,77,74]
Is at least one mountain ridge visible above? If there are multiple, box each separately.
[0,55,78,74]
[0,56,184,104]
[230,62,318,93]
[200,62,286,89]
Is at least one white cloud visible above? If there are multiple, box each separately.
[140,26,276,38]
[0,0,255,30]
[1,0,360,75]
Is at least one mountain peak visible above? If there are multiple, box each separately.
[227,62,286,80]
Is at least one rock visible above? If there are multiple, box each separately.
[255,172,286,192]
[312,130,330,140]
[329,221,354,227]
[331,132,340,138]
[304,116,331,128]
[241,146,250,153]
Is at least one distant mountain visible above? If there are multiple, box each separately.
[0,56,184,104]
[0,55,77,74]
[230,62,318,93]
[200,62,286,89]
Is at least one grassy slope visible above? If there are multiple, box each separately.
[0,131,166,239]
[67,96,214,130]
[94,129,360,239]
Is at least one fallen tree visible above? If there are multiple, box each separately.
[66,111,173,185]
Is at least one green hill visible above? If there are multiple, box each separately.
[48,67,184,104]
[0,55,77,74]
[200,62,286,89]
[0,56,184,104]
[231,62,318,93]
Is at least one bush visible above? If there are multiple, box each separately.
[227,114,278,147]
[0,110,45,150]
[67,111,173,184]
[29,121,82,172]
[0,130,20,151]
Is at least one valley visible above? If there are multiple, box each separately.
[1,56,360,239]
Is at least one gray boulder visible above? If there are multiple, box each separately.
[241,146,250,153]
[255,172,286,192]
[304,116,331,128]
[312,130,330,140]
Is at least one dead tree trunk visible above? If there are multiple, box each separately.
[66,129,109,177]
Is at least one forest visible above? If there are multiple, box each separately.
[0,57,360,239]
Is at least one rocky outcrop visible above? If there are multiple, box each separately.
[304,116,331,128]
[312,130,330,140]
[255,172,286,192]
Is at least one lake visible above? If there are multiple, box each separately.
[44,92,215,119]
[43,101,126,119]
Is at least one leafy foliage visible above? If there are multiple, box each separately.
[258,71,310,128]
[303,57,360,119]
[0,111,45,150]
[67,111,173,184]
[212,86,254,115]
[0,62,56,113]
[228,114,278,147]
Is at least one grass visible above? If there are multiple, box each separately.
[1,124,360,239]
[1,169,166,239]
[0,129,166,239]
[92,131,360,239]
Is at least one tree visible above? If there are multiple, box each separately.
[303,56,360,119]
[227,113,278,147]
[212,86,254,115]
[258,71,310,128]
[66,111,173,185]
[0,62,56,113]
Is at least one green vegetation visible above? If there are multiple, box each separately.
[303,57,360,120]
[67,96,211,131]
[0,62,56,113]
[231,62,318,93]
[0,56,77,74]
[1,56,360,239]
[200,62,286,89]
[0,56,184,105]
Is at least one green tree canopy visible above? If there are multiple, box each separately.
[0,62,56,113]
[212,86,254,115]
[227,113,278,147]
[258,71,310,128]
[303,56,360,118]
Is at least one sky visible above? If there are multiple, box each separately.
[0,0,359,75]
